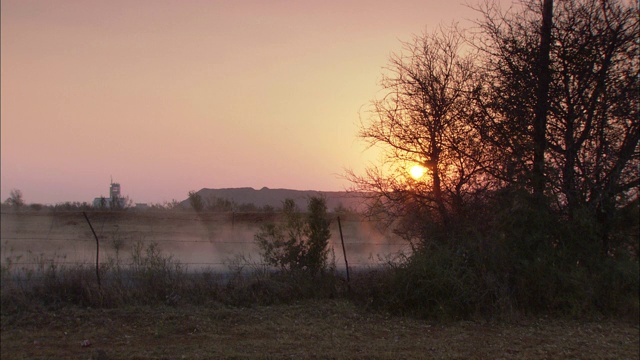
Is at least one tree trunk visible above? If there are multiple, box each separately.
[532,0,553,199]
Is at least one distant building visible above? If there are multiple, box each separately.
[135,203,149,210]
[93,180,126,209]
[110,182,121,199]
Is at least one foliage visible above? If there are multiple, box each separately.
[28,203,43,211]
[349,188,639,319]
[188,190,205,212]
[205,197,234,212]
[255,197,333,277]
[0,238,342,312]
[147,199,183,211]
[4,189,25,210]
[54,201,94,211]
[475,0,638,243]
[349,25,487,226]
[346,0,639,319]
[1,0,637,322]
[203,196,274,212]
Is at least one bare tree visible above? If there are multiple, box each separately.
[547,0,638,253]
[471,1,547,187]
[474,0,639,253]
[532,0,554,199]
[349,25,485,236]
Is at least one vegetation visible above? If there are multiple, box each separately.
[1,2,637,358]
[184,190,282,213]
[0,236,342,312]
[0,0,636,336]
[2,301,638,359]
[0,205,637,357]
[255,197,333,277]
[348,0,638,319]
[3,189,24,210]
[188,190,205,212]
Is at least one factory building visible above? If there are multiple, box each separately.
[93,180,125,209]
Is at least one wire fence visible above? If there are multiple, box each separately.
[1,210,411,276]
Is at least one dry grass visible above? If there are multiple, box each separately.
[2,300,638,359]
[2,211,638,358]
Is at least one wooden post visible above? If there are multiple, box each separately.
[337,216,350,285]
[83,212,101,288]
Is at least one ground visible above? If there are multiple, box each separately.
[1,300,638,359]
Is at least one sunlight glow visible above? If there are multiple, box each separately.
[409,165,427,180]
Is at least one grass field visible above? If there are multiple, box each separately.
[2,211,638,359]
[0,210,406,273]
[2,300,638,359]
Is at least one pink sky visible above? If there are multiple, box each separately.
[1,0,510,205]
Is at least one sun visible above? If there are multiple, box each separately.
[409,165,427,180]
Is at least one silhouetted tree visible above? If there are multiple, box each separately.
[206,197,234,212]
[346,0,638,319]
[97,196,107,209]
[348,25,487,239]
[475,0,639,254]
[188,190,205,212]
[255,197,332,276]
[4,189,24,210]
[532,0,554,199]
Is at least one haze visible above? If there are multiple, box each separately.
[1,0,509,205]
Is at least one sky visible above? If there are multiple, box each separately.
[1,0,511,205]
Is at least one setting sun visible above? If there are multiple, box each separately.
[409,165,427,180]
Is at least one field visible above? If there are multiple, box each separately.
[0,210,407,273]
[2,210,638,359]
[2,300,638,359]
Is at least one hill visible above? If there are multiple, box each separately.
[180,187,368,212]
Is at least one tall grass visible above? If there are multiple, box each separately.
[2,198,637,321]
[0,241,346,312]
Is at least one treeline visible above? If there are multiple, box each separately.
[347,0,638,318]
[187,190,357,215]
[1,194,357,216]
[1,0,637,320]
[187,190,275,213]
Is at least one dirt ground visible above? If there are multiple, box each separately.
[1,300,638,359]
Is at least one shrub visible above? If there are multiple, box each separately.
[255,197,333,277]
[188,190,204,212]
[349,188,639,320]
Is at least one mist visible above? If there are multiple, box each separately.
[1,210,409,274]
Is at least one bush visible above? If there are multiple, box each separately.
[255,197,333,277]
[349,245,479,320]
[349,189,639,320]
[188,190,204,212]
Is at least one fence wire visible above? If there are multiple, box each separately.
[1,210,411,273]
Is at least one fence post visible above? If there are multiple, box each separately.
[337,216,350,286]
[83,212,101,288]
